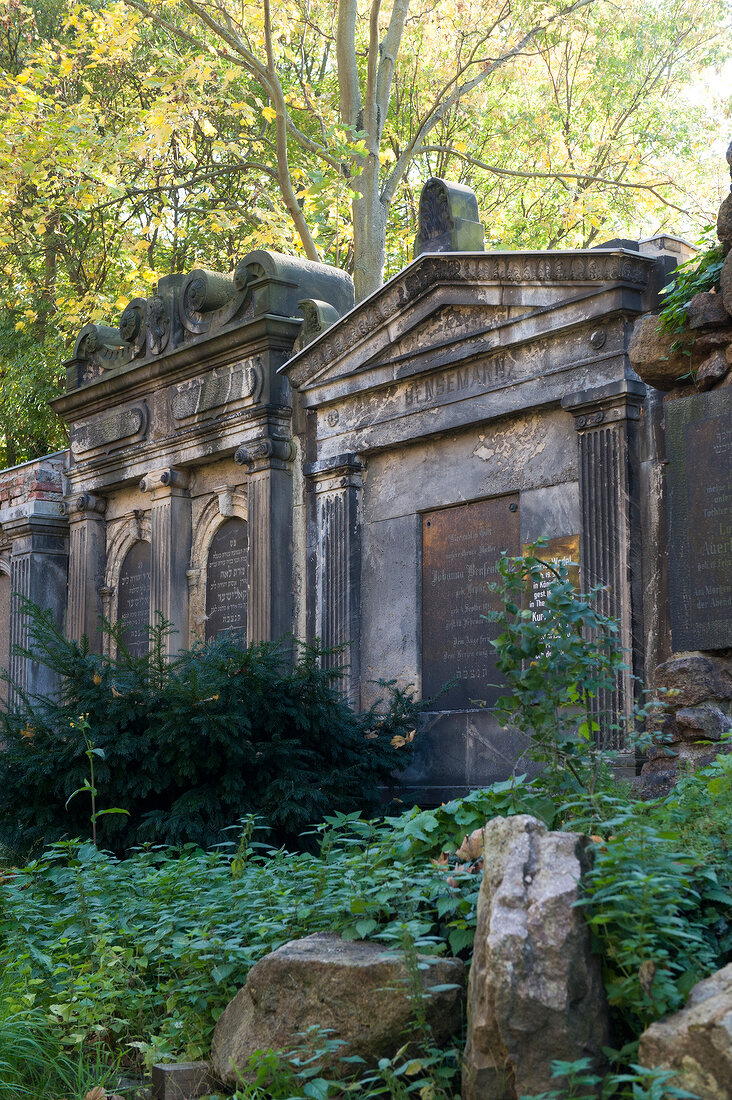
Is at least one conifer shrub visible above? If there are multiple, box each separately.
[0,604,425,854]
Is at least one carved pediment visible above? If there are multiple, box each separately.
[282,249,655,402]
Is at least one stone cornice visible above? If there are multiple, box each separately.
[59,249,354,400]
[282,248,656,390]
[52,314,298,420]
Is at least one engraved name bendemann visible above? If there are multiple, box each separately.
[404,355,512,408]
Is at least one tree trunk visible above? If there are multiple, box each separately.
[351,151,388,302]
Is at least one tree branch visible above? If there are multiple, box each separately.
[419,145,692,216]
[262,0,320,261]
[381,0,597,206]
[375,0,410,127]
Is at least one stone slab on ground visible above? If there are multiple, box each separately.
[151,1062,212,1100]
[639,963,732,1100]
[211,932,465,1086]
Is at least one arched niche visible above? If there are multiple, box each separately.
[117,540,151,657]
[188,488,248,643]
[204,517,248,640]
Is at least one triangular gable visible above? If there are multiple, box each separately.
[282,248,655,410]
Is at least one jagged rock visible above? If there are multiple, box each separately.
[654,653,732,707]
[639,963,732,1100]
[629,315,695,390]
[462,816,609,1100]
[688,292,730,329]
[720,250,732,316]
[696,349,730,390]
[676,704,732,742]
[677,741,726,773]
[640,753,679,799]
[717,193,732,251]
[211,933,465,1086]
[693,328,732,354]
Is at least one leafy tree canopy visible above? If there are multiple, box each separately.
[0,0,728,462]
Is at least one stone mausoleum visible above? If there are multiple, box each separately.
[2,178,730,801]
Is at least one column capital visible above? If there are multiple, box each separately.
[68,491,107,517]
[139,467,189,498]
[562,379,646,430]
[234,436,295,473]
[304,453,366,493]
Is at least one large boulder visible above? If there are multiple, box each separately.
[628,315,695,390]
[211,932,465,1086]
[462,816,609,1100]
[654,653,732,707]
[639,963,732,1100]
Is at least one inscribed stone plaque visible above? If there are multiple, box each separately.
[522,535,580,624]
[205,518,248,640]
[422,495,520,710]
[667,389,732,650]
[117,541,151,657]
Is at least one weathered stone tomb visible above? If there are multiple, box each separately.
[3,177,724,801]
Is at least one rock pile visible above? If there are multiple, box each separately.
[629,141,732,397]
[641,652,732,797]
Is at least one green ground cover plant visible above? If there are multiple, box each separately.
[657,236,724,334]
[0,548,730,1098]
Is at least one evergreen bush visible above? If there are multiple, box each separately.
[0,603,425,853]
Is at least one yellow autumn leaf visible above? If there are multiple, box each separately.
[261,105,277,123]
[115,296,128,310]
[14,320,25,332]
[200,118,216,137]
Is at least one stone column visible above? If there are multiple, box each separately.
[139,468,191,656]
[0,501,69,704]
[305,454,365,703]
[562,379,646,759]
[66,492,107,653]
[234,438,294,644]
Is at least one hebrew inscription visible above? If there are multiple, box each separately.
[667,389,732,650]
[422,495,520,710]
[70,406,147,456]
[205,518,248,639]
[171,359,261,420]
[117,541,151,657]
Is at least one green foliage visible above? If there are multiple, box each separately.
[521,1056,701,1100]
[486,544,627,803]
[0,814,475,1071]
[0,602,426,853]
[577,749,732,1043]
[657,238,725,334]
[0,318,66,467]
[0,960,120,1099]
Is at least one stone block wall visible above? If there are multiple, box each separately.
[0,453,65,510]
